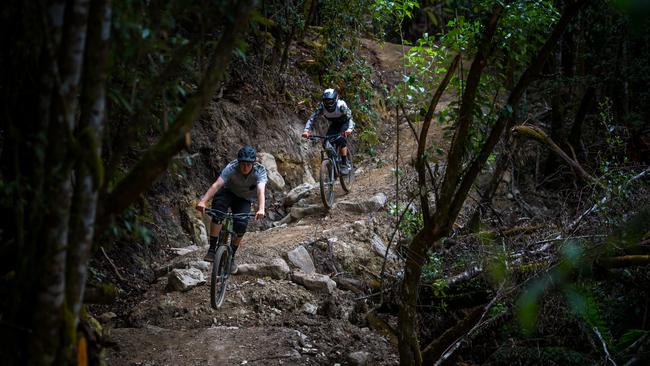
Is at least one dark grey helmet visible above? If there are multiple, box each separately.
[322,88,338,112]
[237,145,256,162]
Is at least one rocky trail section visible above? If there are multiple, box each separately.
[105,167,403,366]
[103,39,445,366]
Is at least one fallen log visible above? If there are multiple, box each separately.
[596,255,650,269]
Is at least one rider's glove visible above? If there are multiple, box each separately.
[302,130,311,139]
[342,129,352,138]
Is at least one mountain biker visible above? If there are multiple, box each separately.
[196,145,267,273]
[302,88,354,175]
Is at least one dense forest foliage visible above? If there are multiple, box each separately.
[1,0,649,365]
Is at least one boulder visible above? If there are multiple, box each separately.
[166,268,205,292]
[287,246,316,274]
[181,208,208,247]
[284,183,315,206]
[237,257,290,279]
[352,220,369,236]
[291,271,337,293]
[188,260,211,271]
[190,215,208,247]
[348,351,370,366]
[335,193,387,213]
[301,303,318,315]
[258,152,286,191]
[169,245,200,256]
[370,234,398,261]
[290,204,323,219]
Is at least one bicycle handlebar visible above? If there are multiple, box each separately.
[308,134,342,141]
[204,208,256,222]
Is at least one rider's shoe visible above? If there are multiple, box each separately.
[203,245,216,262]
[340,161,351,175]
[230,258,239,274]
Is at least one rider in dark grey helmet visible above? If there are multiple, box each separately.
[196,146,267,273]
[302,88,355,174]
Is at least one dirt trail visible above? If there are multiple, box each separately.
[105,39,453,366]
[106,150,403,366]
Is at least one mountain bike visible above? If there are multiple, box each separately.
[309,134,354,208]
[204,208,254,309]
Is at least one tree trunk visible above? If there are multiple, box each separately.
[544,75,566,175]
[437,7,504,213]
[398,228,440,365]
[64,0,112,362]
[597,255,650,269]
[568,86,595,161]
[29,1,91,364]
[416,54,460,220]
[397,6,505,364]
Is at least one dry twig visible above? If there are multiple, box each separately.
[593,326,618,366]
[101,247,126,282]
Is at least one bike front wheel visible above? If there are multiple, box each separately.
[320,159,335,208]
[210,245,230,309]
[339,151,354,193]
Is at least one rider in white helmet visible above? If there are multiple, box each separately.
[302,88,354,174]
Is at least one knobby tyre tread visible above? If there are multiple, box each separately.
[210,245,230,309]
[320,159,335,208]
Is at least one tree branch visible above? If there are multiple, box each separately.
[596,255,650,269]
[415,54,460,220]
[98,0,258,226]
[512,125,602,186]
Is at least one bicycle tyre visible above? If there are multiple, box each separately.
[320,159,335,208]
[210,245,230,309]
[339,150,354,193]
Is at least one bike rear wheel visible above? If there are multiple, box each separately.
[210,244,230,309]
[320,159,335,208]
[339,150,354,193]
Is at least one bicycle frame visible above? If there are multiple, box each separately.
[204,208,254,308]
[312,134,344,176]
[309,134,355,208]
[205,208,253,248]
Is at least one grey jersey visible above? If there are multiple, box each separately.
[304,99,355,131]
[219,160,268,201]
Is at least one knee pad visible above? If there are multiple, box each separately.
[336,135,348,147]
[233,221,248,235]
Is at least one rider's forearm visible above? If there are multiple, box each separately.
[200,177,224,204]
[340,104,354,131]
[347,119,355,131]
[256,183,266,210]
[304,108,321,131]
